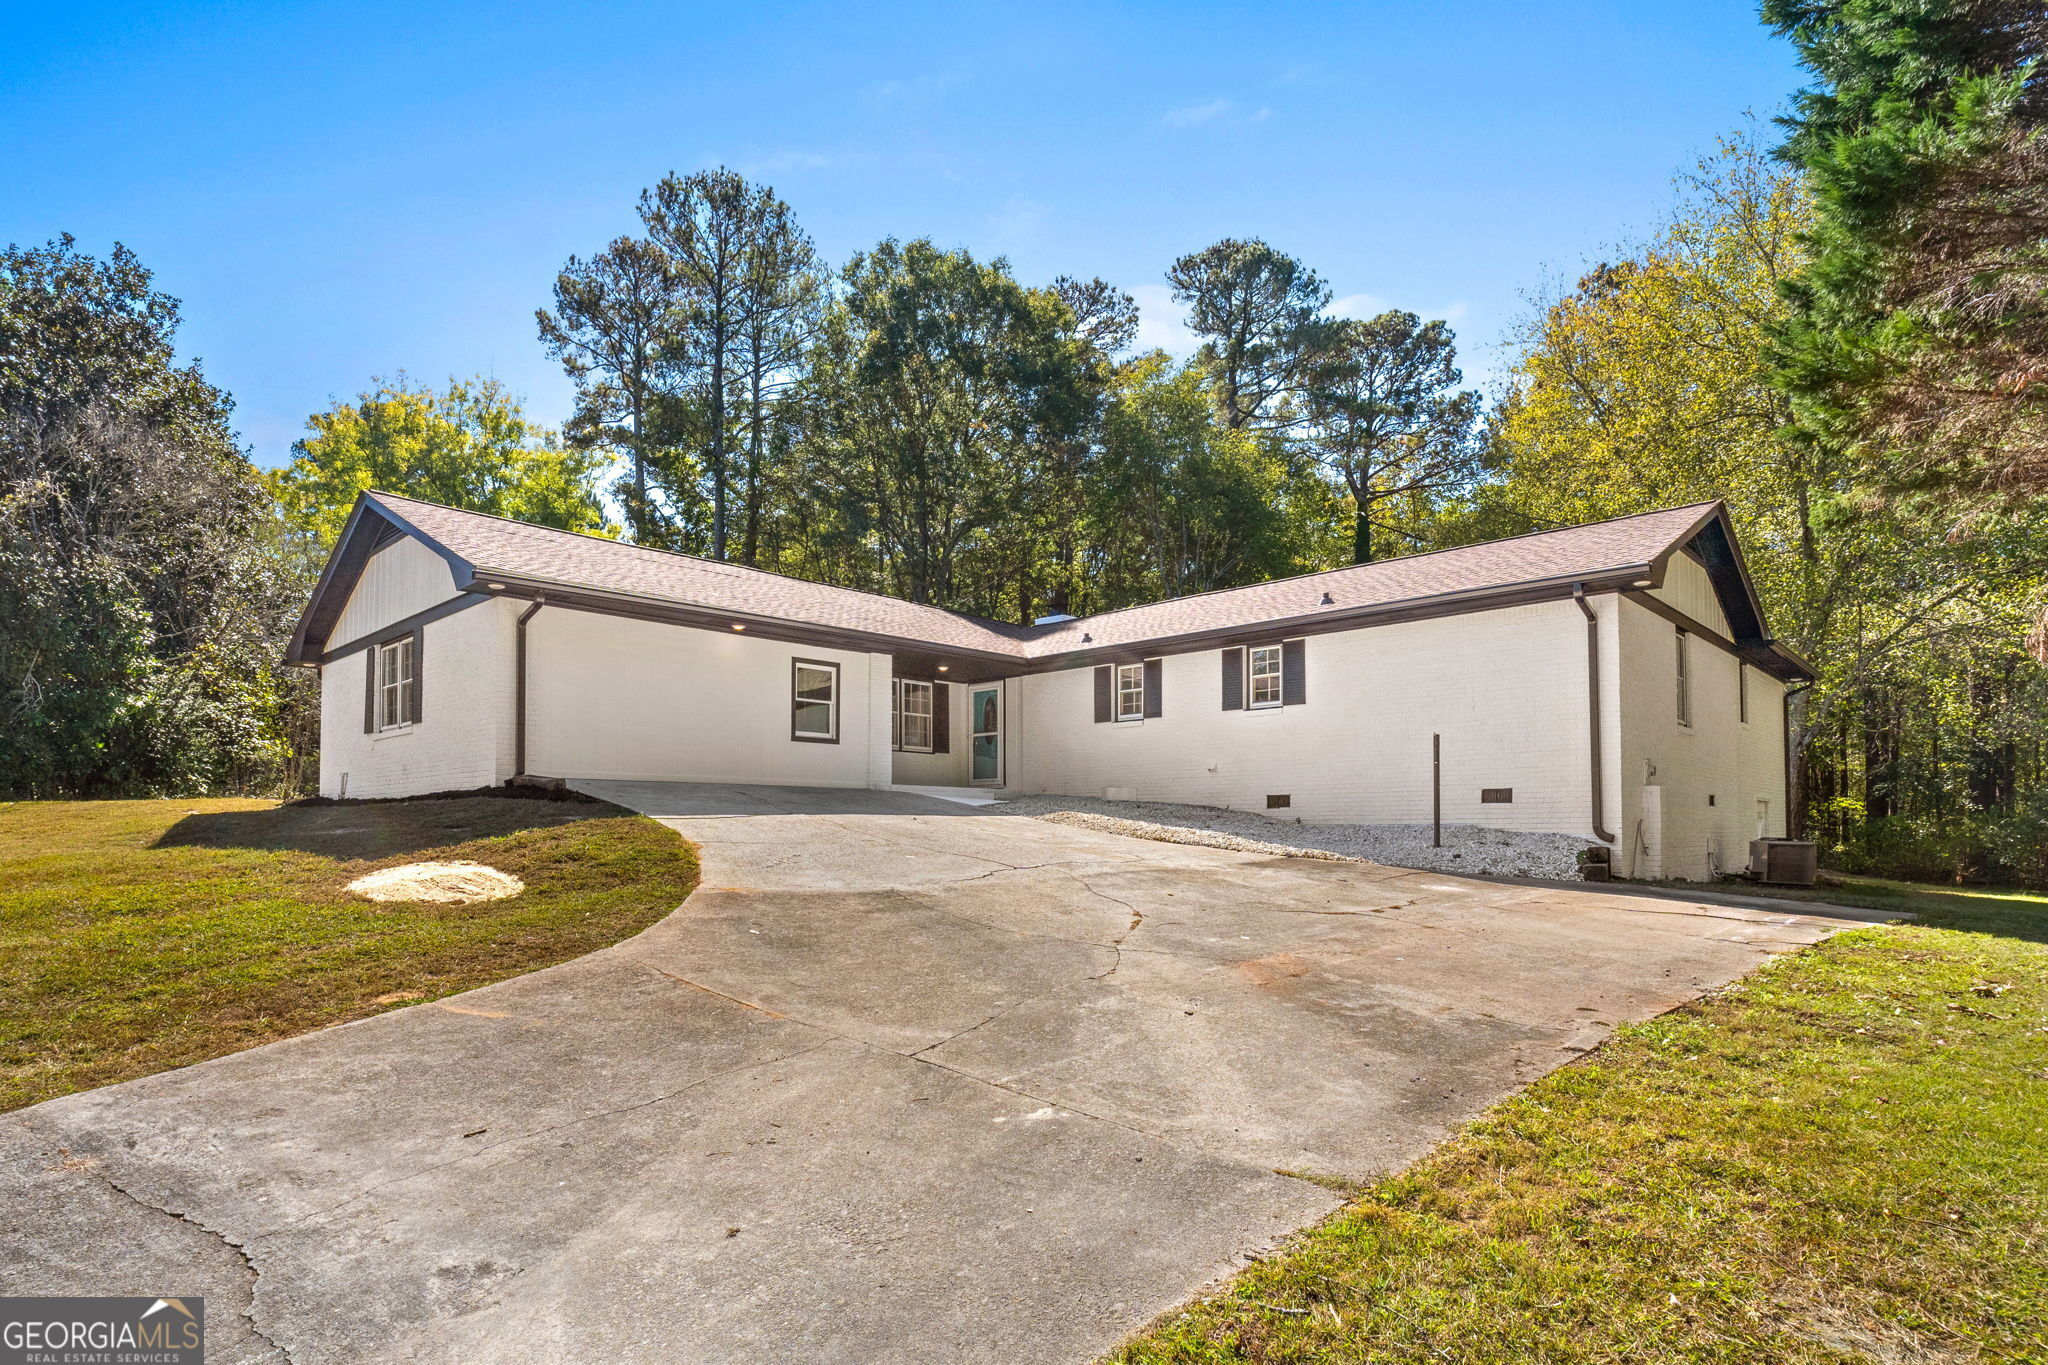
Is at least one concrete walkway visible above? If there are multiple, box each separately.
[2,782,1872,1364]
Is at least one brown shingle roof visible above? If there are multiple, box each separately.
[371,493,1036,657]
[361,492,1727,662]
[1019,502,1719,655]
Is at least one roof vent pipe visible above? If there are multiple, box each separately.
[1573,584,1617,844]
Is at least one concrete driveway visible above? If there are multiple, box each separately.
[3,782,1857,1364]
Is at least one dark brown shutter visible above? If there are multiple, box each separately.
[409,629,424,724]
[364,647,377,733]
[1221,648,1244,710]
[1093,665,1112,723]
[1143,658,1163,718]
[931,681,950,753]
[1282,638,1306,706]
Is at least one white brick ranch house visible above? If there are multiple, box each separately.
[286,493,1812,881]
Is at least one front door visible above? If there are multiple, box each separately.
[970,686,1001,785]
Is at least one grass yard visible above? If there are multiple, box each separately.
[1110,881,2048,1365]
[0,794,696,1113]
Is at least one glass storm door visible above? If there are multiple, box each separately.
[970,686,1001,785]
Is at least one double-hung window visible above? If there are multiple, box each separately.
[1247,644,1283,709]
[1675,629,1692,727]
[896,678,934,752]
[1115,661,1146,721]
[792,659,840,742]
[377,636,415,730]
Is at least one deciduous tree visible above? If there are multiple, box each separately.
[269,375,612,544]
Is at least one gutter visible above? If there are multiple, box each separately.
[515,594,546,776]
[1573,585,1617,844]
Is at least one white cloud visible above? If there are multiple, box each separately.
[1162,98,1234,128]
[1162,99,1273,129]
[1329,291,1390,320]
[1130,284,1198,357]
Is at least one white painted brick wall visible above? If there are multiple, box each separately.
[1003,598,1613,837]
[1616,597,1788,880]
[318,596,517,799]
[522,607,889,789]
[889,682,973,786]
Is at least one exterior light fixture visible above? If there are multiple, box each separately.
[731,623,747,631]
[937,664,950,672]
[484,581,506,591]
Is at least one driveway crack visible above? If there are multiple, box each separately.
[283,1034,842,1233]
[52,1145,290,1363]
[1060,871,1144,979]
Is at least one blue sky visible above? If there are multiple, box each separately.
[4,1,1804,467]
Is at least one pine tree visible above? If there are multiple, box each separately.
[1764,0,2048,497]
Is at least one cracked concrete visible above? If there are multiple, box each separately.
[1,780,1875,1364]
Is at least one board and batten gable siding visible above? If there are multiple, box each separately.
[330,535,464,645]
[1614,593,1787,880]
[318,592,517,799]
[1004,596,1618,837]
[1649,551,1732,637]
[521,607,890,788]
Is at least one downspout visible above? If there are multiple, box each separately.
[1573,585,1617,844]
[515,593,545,777]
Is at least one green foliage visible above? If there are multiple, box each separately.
[1481,131,2048,885]
[1112,892,2048,1363]
[1305,311,1483,563]
[1765,0,2048,501]
[537,170,825,555]
[1167,237,1333,430]
[1084,353,1337,607]
[0,236,313,799]
[269,374,612,546]
[0,796,694,1111]
[793,238,1094,614]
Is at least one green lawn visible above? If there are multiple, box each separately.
[0,794,697,1113]
[1109,880,2048,1365]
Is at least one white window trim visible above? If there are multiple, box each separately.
[1675,629,1692,728]
[1246,643,1284,709]
[896,678,935,753]
[792,659,840,742]
[1115,661,1146,722]
[376,636,415,732]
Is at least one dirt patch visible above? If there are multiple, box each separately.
[346,861,526,904]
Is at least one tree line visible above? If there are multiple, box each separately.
[3,0,2043,883]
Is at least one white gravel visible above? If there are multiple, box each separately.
[992,793,1599,881]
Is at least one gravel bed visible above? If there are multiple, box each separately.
[993,793,1598,880]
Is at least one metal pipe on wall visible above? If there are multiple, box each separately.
[1432,732,1442,848]
[1573,585,1618,844]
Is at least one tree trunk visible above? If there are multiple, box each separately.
[741,359,764,566]
[709,337,728,560]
